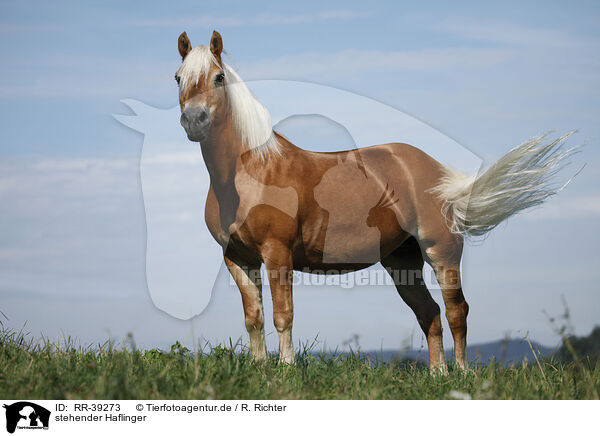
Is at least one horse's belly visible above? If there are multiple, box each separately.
[319,225,382,264]
[299,218,409,267]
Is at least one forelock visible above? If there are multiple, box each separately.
[176,45,221,91]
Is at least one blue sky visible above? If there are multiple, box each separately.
[1,1,599,354]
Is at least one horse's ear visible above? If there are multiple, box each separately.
[210,30,223,60]
[178,31,192,60]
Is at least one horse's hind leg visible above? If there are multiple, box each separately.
[437,265,469,370]
[382,238,447,374]
[426,241,469,370]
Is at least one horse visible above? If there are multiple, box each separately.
[174,30,577,373]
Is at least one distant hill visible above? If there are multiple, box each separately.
[356,338,556,366]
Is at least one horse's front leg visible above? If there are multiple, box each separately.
[224,256,267,361]
[262,240,295,364]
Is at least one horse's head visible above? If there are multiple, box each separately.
[175,31,227,142]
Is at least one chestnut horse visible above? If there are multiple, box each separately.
[175,31,576,373]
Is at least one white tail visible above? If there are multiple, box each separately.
[431,132,580,238]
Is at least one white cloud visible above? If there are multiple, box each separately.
[0,155,142,275]
[29,157,131,172]
[438,21,599,49]
[237,47,515,81]
[521,194,600,221]
[0,23,61,33]
[129,10,368,28]
[0,59,175,99]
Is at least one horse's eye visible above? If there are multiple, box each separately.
[214,72,224,86]
[174,74,181,86]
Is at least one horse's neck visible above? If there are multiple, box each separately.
[200,119,245,196]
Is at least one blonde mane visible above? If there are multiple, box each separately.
[176,45,281,158]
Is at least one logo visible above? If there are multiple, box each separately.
[3,402,50,434]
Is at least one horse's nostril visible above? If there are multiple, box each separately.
[199,111,208,123]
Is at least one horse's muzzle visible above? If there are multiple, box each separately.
[180,106,210,142]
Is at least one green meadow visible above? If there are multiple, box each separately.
[1,327,598,400]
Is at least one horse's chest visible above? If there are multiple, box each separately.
[205,180,300,257]
[226,169,300,241]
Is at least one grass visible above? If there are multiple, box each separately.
[1,328,599,400]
